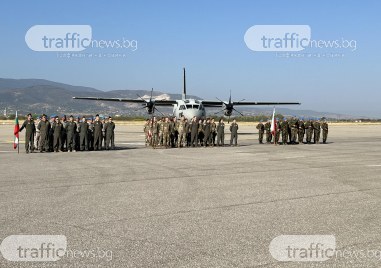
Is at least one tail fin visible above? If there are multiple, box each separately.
[182,68,186,100]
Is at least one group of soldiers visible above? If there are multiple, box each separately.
[143,116,239,148]
[256,117,329,145]
[18,113,116,153]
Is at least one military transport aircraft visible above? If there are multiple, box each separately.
[73,68,300,120]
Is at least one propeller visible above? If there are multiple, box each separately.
[215,91,245,122]
[136,88,159,115]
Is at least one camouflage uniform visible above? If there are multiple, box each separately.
[170,118,178,148]
[143,120,150,147]
[198,120,204,146]
[177,118,187,148]
[321,121,329,143]
[280,119,288,145]
[289,118,299,144]
[151,120,160,148]
[313,120,321,144]
[158,119,164,146]
[298,120,305,144]
[256,122,264,144]
[210,120,217,146]
[163,120,170,148]
[264,121,272,143]
[305,120,313,144]
[275,121,281,144]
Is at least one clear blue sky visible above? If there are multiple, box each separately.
[1,0,380,116]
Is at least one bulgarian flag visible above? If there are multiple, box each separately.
[14,111,19,149]
[270,107,277,136]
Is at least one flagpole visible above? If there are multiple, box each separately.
[17,111,19,154]
[273,107,276,146]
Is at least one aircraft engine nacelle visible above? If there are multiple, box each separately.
[145,102,155,114]
[224,109,233,116]
[224,103,233,116]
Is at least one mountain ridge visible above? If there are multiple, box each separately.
[0,78,365,119]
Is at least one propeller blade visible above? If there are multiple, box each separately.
[233,108,244,116]
[133,106,147,112]
[214,109,225,115]
[154,107,164,116]
[215,97,226,104]
[136,94,146,102]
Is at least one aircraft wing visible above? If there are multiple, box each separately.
[200,100,301,107]
[232,101,301,106]
[72,97,176,106]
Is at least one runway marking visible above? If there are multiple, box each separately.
[236,152,268,155]
[118,142,145,146]
[0,151,16,153]
[284,155,305,159]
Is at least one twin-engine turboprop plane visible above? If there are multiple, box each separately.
[73,68,300,120]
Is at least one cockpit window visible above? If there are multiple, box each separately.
[193,104,199,109]
[186,104,192,109]
[179,105,186,110]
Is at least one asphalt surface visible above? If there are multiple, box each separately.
[1,123,381,268]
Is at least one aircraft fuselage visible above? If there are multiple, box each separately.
[172,99,206,120]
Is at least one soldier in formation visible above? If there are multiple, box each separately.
[230,119,239,146]
[18,113,116,153]
[256,120,264,144]
[19,113,36,153]
[146,116,240,148]
[257,117,329,145]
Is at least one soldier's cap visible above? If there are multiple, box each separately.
[55,116,59,119]
[108,116,112,119]
[42,114,47,117]
[27,113,32,116]
[96,114,99,117]
[69,115,74,118]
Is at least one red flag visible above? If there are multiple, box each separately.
[14,111,19,149]
[270,108,277,136]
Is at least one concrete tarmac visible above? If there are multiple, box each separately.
[1,124,381,267]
